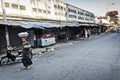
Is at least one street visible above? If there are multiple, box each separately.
[0,33,120,80]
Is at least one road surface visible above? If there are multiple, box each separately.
[0,33,120,80]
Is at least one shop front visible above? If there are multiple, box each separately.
[37,33,56,47]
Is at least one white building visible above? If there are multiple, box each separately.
[0,0,67,21]
[66,3,95,23]
[0,0,95,23]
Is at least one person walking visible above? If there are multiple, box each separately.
[21,38,33,69]
[87,29,91,38]
[84,28,88,38]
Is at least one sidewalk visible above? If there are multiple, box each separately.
[0,32,108,57]
[32,32,108,55]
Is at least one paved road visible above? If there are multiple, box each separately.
[0,33,120,80]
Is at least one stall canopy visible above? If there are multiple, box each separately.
[78,23,100,27]
[20,23,44,29]
[0,21,64,29]
[0,21,44,29]
[0,20,100,29]
[79,23,90,26]
[26,22,62,28]
[60,22,80,27]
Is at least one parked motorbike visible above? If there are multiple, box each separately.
[0,47,23,66]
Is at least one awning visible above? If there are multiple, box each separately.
[60,22,80,27]
[89,23,101,27]
[78,23,100,27]
[0,21,65,29]
[0,21,44,29]
[0,22,20,26]
[20,24,44,29]
[79,23,90,26]
[26,22,64,28]
[1,21,101,29]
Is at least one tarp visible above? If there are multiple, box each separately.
[0,22,20,26]
[20,23,44,29]
[27,22,59,28]
[0,21,101,29]
[0,21,44,29]
[26,21,66,28]
[59,22,80,27]
[79,23,89,26]
[79,23,100,27]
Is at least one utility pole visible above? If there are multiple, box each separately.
[1,0,10,48]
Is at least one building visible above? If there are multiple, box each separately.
[0,0,99,52]
[66,3,95,23]
[0,0,67,21]
[0,0,95,22]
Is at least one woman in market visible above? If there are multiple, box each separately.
[21,37,33,69]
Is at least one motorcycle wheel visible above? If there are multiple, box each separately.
[0,56,9,66]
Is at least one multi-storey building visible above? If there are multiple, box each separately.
[0,0,95,23]
[66,3,95,23]
[0,0,67,21]
[0,0,98,50]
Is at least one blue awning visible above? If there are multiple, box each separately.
[26,22,62,28]
[0,21,44,29]
[20,24,44,29]
[0,22,20,26]
[79,23,90,26]
[59,22,80,27]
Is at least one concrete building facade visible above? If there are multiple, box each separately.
[0,0,95,23]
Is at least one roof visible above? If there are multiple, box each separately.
[0,21,65,29]
[0,21,44,29]
[0,20,101,29]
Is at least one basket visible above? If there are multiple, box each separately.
[18,32,28,38]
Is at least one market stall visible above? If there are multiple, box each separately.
[37,33,56,47]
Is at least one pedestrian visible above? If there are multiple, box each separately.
[84,28,88,38]
[87,29,91,38]
[97,29,101,35]
[21,38,33,69]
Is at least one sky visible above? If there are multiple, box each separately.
[60,0,120,16]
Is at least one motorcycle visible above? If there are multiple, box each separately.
[0,47,23,66]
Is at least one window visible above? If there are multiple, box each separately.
[55,12,57,15]
[36,0,41,2]
[85,13,89,16]
[91,14,95,18]
[48,11,51,14]
[68,8,71,12]
[78,16,84,20]
[74,16,77,18]
[11,4,18,9]
[30,0,36,4]
[43,10,46,13]
[33,8,37,12]
[85,18,89,21]
[74,10,76,13]
[38,9,42,13]
[5,2,10,8]
[58,5,60,9]
[20,5,26,10]
[78,11,84,15]
[54,5,57,8]
[48,6,51,9]
[61,6,63,9]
